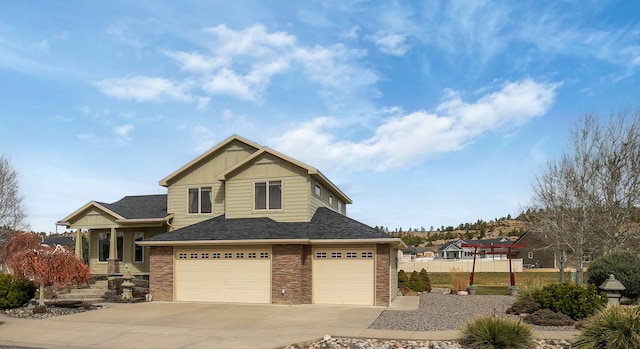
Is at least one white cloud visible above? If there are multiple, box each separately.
[340,26,360,40]
[203,24,296,57]
[52,114,72,122]
[164,50,227,72]
[95,76,194,103]
[201,69,254,100]
[272,79,560,171]
[114,124,134,137]
[368,32,410,56]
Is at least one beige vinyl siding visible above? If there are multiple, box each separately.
[69,208,117,228]
[390,247,398,302]
[309,180,345,216]
[167,183,224,229]
[225,155,312,222]
[167,142,254,229]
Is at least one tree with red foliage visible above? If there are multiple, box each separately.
[1,232,91,306]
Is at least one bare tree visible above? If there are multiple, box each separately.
[0,155,28,243]
[531,110,640,284]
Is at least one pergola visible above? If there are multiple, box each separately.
[461,243,526,288]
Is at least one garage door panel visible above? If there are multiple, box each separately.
[175,247,271,303]
[312,247,375,305]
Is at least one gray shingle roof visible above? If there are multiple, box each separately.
[97,195,168,219]
[145,207,391,242]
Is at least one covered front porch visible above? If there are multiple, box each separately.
[56,195,172,275]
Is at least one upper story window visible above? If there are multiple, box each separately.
[328,195,333,205]
[188,187,212,214]
[337,200,343,214]
[255,180,281,210]
[314,184,321,196]
[134,232,144,263]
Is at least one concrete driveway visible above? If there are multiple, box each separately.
[0,302,385,349]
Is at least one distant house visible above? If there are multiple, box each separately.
[436,237,512,260]
[514,231,556,268]
[42,236,75,250]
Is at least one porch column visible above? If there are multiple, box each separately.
[75,229,83,260]
[108,227,119,274]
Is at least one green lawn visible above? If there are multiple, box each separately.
[427,271,574,290]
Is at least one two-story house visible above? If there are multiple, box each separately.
[57,135,404,306]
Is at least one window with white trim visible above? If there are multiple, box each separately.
[346,252,357,259]
[260,252,269,259]
[361,252,373,259]
[224,253,232,259]
[331,252,342,259]
[212,253,221,259]
[188,187,213,214]
[315,252,327,259]
[255,180,282,210]
[314,184,321,196]
[328,195,333,205]
[248,252,256,259]
[201,253,209,259]
[337,200,343,214]
[190,253,198,259]
[134,232,144,263]
[236,252,244,259]
[178,253,187,259]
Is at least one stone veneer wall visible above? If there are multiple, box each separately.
[271,244,312,304]
[149,246,174,301]
[107,259,120,274]
[376,244,390,306]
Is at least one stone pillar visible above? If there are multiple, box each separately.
[75,229,83,260]
[376,244,390,306]
[271,245,312,305]
[108,227,119,274]
[149,246,174,301]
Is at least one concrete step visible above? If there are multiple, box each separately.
[50,297,104,305]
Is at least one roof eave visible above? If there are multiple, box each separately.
[137,239,311,246]
[309,238,406,248]
[115,214,174,224]
[56,201,126,227]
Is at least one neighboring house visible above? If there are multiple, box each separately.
[42,236,75,250]
[436,237,512,259]
[57,135,404,306]
[514,231,556,268]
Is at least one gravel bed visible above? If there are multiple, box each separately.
[1,304,100,319]
[294,335,572,349]
[369,292,575,332]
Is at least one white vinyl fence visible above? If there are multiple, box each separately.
[399,258,523,273]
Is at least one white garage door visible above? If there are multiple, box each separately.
[312,246,375,305]
[174,246,271,303]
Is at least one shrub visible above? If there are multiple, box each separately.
[531,282,606,320]
[0,274,36,309]
[460,316,534,349]
[418,268,432,293]
[450,268,469,293]
[398,270,409,287]
[524,309,575,326]
[409,271,427,292]
[505,298,541,315]
[573,306,640,349]
[587,251,640,299]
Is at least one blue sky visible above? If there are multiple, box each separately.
[1,1,639,233]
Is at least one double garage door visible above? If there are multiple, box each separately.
[174,245,376,305]
[174,246,271,303]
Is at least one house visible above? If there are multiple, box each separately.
[514,231,556,268]
[42,236,75,250]
[56,135,404,306]
[436,237,512,259]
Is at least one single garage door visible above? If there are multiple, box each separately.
[312,246,375,305]
[174,246,271,303]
